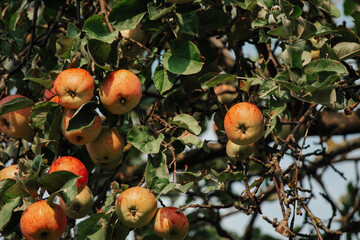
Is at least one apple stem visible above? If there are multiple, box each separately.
[120,98,126,104]
[68,90,76,98]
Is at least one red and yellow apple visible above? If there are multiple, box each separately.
[115,187,157,228]
[44,87,60,104]
[214,84,238,104]
[0,95,34,141]
[61,108,102,145]
[226,140,255,161]
[0,164,19,181]
[59,185,94,219]
[86,127,124,164]
[99,69,142,115]
[20,200,67,240]
[154,207,189,240]
[224,102,264,145]
[54,68,94,109]
[49,156,88,193]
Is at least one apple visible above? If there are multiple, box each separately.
[59,185,94,219]
[226,140,255,161]
[115,186,157,228]
[99,69,142,115]
[0,164,19,181]
[86,127,124,164]
[48,156,88,193]
[154,207,189,240]
[120,24,146,57]
[44,87,60,104]
[20,200,67,240]
[54,68,94,109]
[0,95,34,141]
[214,84,238,104]
[61,108,102,145]
[166,0,193,3]
[224,102,264,145]
[91,156,122,169]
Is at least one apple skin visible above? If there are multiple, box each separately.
[44,87,60,104]
[20,200,67,240]
[86,127,124,164]
[214,84,238,105]
[115,187,157,228]
[54,68,94,109]
[61,108,102,145]
[166,0,193,3]
[226,140,255,161]
[0,95,34,141]
[224,102,264,145]
[120,24,146,57]
[154,207,189,240]
[91,156,122,169]
[59,185,94,219]
[0,164,19,181]
[99,69,142,115]
[49,156,88,193]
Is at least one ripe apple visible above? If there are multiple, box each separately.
[154,207,189,240]
[115,186,157,228]
[59,185,94,219]
[48,156,88,193]
[91,156,122,169]
[214,84,238,104]
[44,87,60,104]
[226,140,255,161]
[20,200,67,240]
[224,102,264,145]
[61,108,102,145]
[120,24,146,57]
[166,0,193,3]
[99,69,142,115]
[0,95,34,141]
[86,127,124,164]
[54,68,94,109]
[0,164,19,181]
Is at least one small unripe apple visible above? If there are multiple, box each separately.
[20,200,67,240]
[0,164,19,181]
[226,140,255,161]
[224,102,264,145]
[59,185,94,219]
[86,127,124,164]
[61,108,102,145]
[120,24,146,57]
[49,156,88,193]
[214,84,238,104]
[115,187,157,228]
[0,95,34,141]
[99,69,142,115]
[154,207,189,240]
[54,68,94,109]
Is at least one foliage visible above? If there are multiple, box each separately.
[0,0,360,239]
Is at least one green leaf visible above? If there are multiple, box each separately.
[175,12,198,36]
[153,67,176,94]
[74,213,106,240]
[0,97,34,115]
[304,59,347,84]
[0,197,21,231]
[251,19,267,28]
[169,114,201,135]
[145,153,170,192]
[333,42,360,61]
[147,2,175,20]
[83,15,118,44]
[88,39,111,66]
[259,79,278,98]
[176,182,194,193]
[67,102,99,133]
[56,36,75,59]
[199,72,237,89]
[280,43,304,69]
[163,40,204,75]
[204,184,222,194]
[40,171,79,194]
[67,22,81,38]
[177,131,203,149]
[109,0,147,30]
[127,126,165,154]
[24,69,53,89]
[177,171,209,182]
[156,182,176,200]
[218,171,245,183]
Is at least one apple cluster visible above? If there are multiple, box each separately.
[0,67,190,240]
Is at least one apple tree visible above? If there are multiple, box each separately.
[1,0,360,239]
